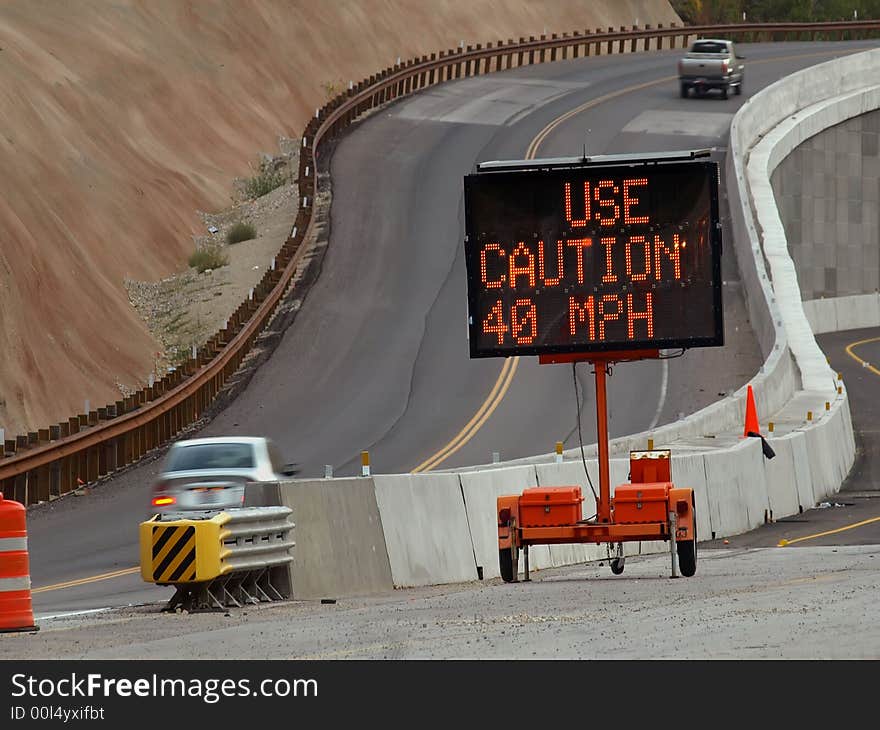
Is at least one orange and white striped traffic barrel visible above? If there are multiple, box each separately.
[0,492,38,632]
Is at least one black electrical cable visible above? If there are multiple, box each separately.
[658,348,686,360]
[572,362,598,516]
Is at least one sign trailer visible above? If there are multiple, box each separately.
[463,150,723,580]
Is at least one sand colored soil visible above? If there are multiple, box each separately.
[0,0,680,436]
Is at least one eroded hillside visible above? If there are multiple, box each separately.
[0,0,680,434]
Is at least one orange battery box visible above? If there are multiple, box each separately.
[519,486,583,527]
[613,483,671,524]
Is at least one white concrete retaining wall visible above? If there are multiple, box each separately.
[803,293,880,334]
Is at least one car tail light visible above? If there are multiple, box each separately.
[152,495,176,507]
[722,59,729,74]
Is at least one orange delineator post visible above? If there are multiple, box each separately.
[0,492,38,633]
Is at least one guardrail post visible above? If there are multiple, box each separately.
[630,25,638,53]
[57,423,72,496]
[606,27,614,54]
[528,36,535,65]
[112,400,124,470]
[13,436,27,504]
[559,33,567,60]
[36,429,50,503]
[96,408,109,477]
[644,24,652,51]
[48,425,61,499]
[618,26,625,53]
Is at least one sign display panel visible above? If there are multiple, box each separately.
[463,158,723,358]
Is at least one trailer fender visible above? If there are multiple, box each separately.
[497,494,521,549]
[669,487,696,542]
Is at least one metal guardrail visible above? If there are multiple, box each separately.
[4,20,880,507]
[139,506,295,611]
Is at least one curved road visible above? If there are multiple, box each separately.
[24,40,880,618]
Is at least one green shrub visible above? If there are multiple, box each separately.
[188,246,228,273]
[243,168,287,199]
[226,221,257,245]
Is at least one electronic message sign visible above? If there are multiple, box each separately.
[463,154,723,358]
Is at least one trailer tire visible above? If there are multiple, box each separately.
[610,557,625,575]
[499,548,515,582]
[677,513,697,577]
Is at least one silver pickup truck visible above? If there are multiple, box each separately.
[678,38,744,99]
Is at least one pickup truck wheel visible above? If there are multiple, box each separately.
[735,81,743,95]
[680,83,688,98]
[720,85,728,100]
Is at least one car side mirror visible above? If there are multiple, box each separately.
[281,463,299,477]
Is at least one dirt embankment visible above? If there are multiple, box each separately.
[0,0,681,436]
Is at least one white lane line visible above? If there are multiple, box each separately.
[648,359,669,430]
[35,607,112,621]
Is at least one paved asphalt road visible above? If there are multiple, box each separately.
[22,41,880,618]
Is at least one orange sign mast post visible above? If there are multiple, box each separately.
[465,150,722,585]
[538,350,661,524]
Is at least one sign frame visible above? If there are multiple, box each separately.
[463,150,724,359]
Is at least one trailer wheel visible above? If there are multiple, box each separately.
[499,548,515,582]
[677,513,697,577]
[610,557,625,575]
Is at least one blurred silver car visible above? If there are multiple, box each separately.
[149,436,297,515]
